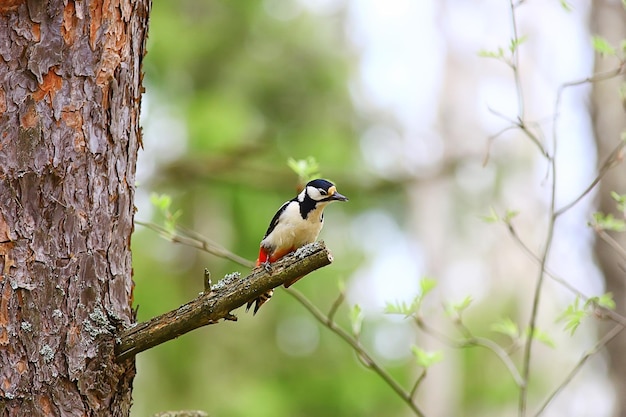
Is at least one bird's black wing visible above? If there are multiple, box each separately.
[263,200,293,238]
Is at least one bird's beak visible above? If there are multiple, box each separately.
[331,191,348,202]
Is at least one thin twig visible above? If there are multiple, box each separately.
[487,107,549,158]
[551,65,625,153]
[409,371,427,400]
[509,0,525,120]
[137,219,426,414]
[519,133,556,417]
[417,318,524,388]
[517,2,559,411]
[285,288,426,417]
[533,324,624,417]
[135,220,255,268]
[596,229,626,260]
[557,63,625,91]
[483,124,518,166]
[462,336,525,388]
[513,14,626,417]
[507,223,626,327]
[554,140,626,217]
[327,290,346,323]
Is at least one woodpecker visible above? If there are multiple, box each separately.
[247,178,348,314]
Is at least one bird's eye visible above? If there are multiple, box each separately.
[319,189,327,195]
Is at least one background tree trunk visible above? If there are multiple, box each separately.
[590,1,626,416]
[0,0,149,415]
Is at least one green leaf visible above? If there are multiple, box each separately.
[385,300,410,316]
[150,193,181,232]
[287,157,321,183]
[509,35,528,53]
[559,0,572,11]
[491,317,519,339]
[557,297,586,336]
[598,293,616,310]
[481,207,500,223]
[504,209,519,223]
[150,193,172,211]
[526,327,556,348]
[384,297,419,316]
[591,212,626,232]
[164,209,182,233]
[451,296,473,314]
[533,328,556,348]
[592,35,616,57]
[610,191,626,204]
[443,296,472,318]
[411,346,443,368]
[586,292,616,310]
[477,47,505,59]
[419,277,437,296]
[350,304,364,336]
[385,279,436,317]
[611,191,626,213]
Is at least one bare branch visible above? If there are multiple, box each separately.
[327,290,346,323]
[533,323,624,417]
[284,288,426,417]
[486,107,550,159]
[416,317,525,388]
[507,222,626,327]
[135,220,255,268]
[409,370,427,400]
[509,0,525,120]
[554,139,626,217]
[596,229,626,260]
[115,241,333,361]
[516,31,626,417]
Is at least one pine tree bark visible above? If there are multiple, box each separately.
[0,0,149,415]
[590,1,626,416]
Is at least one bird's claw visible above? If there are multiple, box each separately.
[262,261,273,274]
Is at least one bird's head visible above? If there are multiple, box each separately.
[300,178,348,203]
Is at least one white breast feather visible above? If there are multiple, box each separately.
[261,201,326,252]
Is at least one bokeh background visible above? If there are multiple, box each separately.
[130,1,626,416]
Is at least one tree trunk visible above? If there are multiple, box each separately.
[590,1,626,416]
[0,0,149,415]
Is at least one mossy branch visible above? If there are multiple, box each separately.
[115,241,332,361]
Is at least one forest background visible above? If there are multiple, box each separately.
[131,1,626,416]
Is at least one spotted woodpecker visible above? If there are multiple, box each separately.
[247,178,348,314]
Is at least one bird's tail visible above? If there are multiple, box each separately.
[246,289,273,315]
[246,250,272,314]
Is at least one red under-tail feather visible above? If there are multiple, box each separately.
[256,247,269,266]
[256,246,295,266]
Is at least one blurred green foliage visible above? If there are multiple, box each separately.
[130,1,410,416]
[127,1,605,415]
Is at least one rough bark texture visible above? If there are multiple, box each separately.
[590,2,626,416]
[0,0,149,415]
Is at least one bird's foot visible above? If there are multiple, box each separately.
[262,260,273,274]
